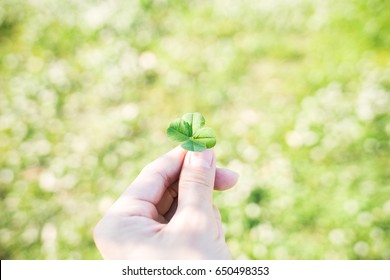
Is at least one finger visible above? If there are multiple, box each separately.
[174,149,216,225]
[108,146,186,217]
[155,181,178,216]
[156,167,238,216]
[215,168,239,191]
[164,198,178,222]
[125,146,186,204]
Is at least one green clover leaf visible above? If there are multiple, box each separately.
[166,112,216,152]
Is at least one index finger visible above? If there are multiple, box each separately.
[128,146,187,204]
[108,146,187,217]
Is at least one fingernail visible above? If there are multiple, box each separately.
[190,149,213,168]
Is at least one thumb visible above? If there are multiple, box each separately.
[176,149,216,217]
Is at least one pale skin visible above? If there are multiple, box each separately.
[94,147,239,259]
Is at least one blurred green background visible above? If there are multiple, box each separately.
[1,0,390,259]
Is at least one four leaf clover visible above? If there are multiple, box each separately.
[166,112,216,152]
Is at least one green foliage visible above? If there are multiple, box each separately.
[167,113,216,152]
[0,0,390,260]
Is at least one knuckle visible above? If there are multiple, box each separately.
[180,170,212,189]
[141,161,168,182]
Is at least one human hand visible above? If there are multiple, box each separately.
[94,146,239,259]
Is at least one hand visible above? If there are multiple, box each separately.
[94,146,239,259]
